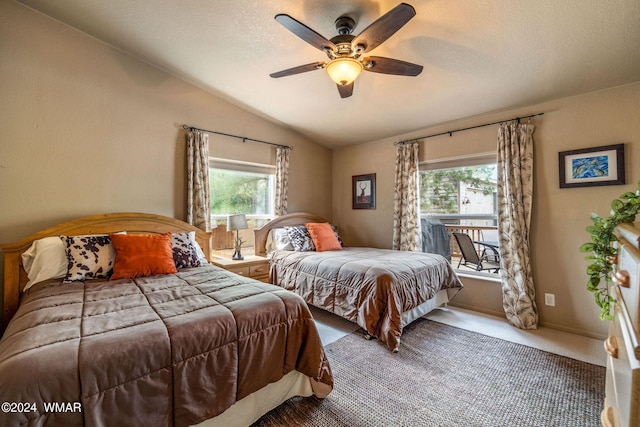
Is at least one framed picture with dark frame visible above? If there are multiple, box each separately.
[352,173,376,209]
[558,144,625,188]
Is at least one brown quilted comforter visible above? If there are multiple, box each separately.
[0,265,333,427]
[270,248,463,351]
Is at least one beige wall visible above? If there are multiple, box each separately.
[333,82,640,339]
[0,2,332,313]
[4,1,640,340]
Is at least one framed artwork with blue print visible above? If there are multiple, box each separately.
[558,144,625,188]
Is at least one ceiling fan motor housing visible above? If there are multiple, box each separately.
[334,16,356,35]
[329,34,356,57]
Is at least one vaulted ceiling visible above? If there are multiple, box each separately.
[17,0,640,148]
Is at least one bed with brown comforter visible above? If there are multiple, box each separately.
[270,248,462,352]
[255,213,464,353]
[0,213,332,427]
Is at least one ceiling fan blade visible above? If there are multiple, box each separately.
[270,62,326,78]
[363,56,423,76]
[275,14,337,52]
[337,83,354,98]
[352,3,416,53]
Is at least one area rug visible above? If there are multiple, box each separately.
[253,318,605,427]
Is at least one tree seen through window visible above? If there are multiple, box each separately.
[209,169,273,216]
[420,165,497,215]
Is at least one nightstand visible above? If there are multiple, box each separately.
[210,255,270,283]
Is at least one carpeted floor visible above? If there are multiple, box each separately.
[253,319,605,427]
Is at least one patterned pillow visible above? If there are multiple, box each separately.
[62,234,116,282]
[331,225,345,247]
[286,225,316,252]
[171,231,208,268]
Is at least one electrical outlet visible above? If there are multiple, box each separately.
[544,293,555,306]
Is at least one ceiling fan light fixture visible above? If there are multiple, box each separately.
[325,57,363,86]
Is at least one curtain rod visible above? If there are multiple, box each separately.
[394,112,544,145]
[183,125,293,150]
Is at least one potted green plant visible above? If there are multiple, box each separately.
[580,181,640,320]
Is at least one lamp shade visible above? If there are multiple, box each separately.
[227,214,248,232]
[325,58,363,86]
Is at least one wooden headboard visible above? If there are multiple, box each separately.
[0,212,212,333]
[254,212,329,257]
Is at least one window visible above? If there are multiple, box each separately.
[209,158,275,255]
[209,158,275,219]
[420,154,499,276]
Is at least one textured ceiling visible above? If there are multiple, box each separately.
[17,0,640,148]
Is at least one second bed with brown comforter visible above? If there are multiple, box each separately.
[269,247,463,352]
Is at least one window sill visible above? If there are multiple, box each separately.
[455,271,502,283]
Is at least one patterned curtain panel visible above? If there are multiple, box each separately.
[274,147,290,216]
[186,130,211,231]
[392,142,420,251]
[497,122,538,329]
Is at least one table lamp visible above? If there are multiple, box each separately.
[227,214,248,260]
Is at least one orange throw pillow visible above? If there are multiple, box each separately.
[109,232,177,280]
[305,222,342,252]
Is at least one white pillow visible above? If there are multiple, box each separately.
[21,232,130,288]
[266,228,294,254]
[191,234,208,264]
[21,237,68,290]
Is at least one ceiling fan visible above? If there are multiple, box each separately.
[270,3,423,98]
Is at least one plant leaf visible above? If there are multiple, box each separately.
[579,243,595,252]
[582,180,639,322]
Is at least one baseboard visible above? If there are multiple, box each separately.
[538,320,607,341]
[450,302,607,341]
[448,301,505,319]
